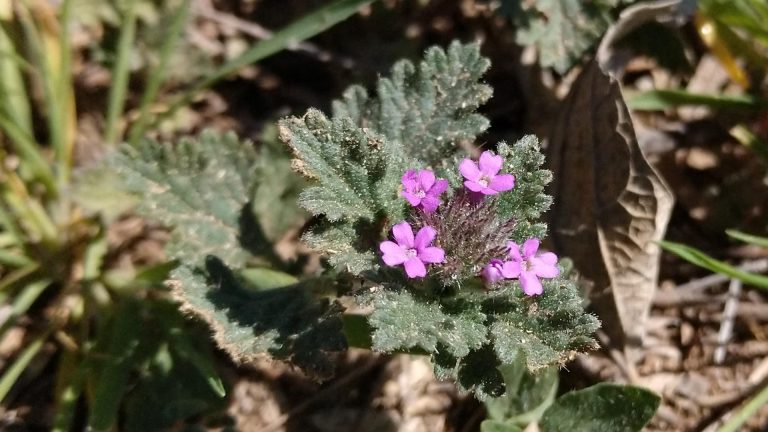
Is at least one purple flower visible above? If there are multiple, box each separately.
[380,222,445,278]
[459,151,515,195]
[502,239,559,296]
[481,259,505,284]
[401,169,449,213]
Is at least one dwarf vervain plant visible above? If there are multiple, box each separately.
[112,41,600,399]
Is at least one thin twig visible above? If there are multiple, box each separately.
[714,278,742,364]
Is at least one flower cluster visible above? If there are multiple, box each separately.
[481,238,559,296]
[379,151,559,296]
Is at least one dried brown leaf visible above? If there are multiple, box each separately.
[547,61,674,346]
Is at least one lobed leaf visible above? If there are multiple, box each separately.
[332,41,492,167]
[496,136,553,242]
[112,131,346,378]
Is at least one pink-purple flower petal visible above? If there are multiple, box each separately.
[380,241,407,265]
[459,159,481,181]
[419,246,445,263]
[414,226,437,250]
[482,259,505,284]
[432,179,449,195]
[420,196,440,213]
[522,238,540,258]
[401,190,422,206]
[392,222,414,248]
[478,151,503,176]
[501,260,522,278]
[418,169,436,190]
[403,257,427,278]
[401,170,418,189]
[531,257,559,278]
[520,270,543,296]
[464,180,484,193]
[489,174,515,192]
[507,241,522,262]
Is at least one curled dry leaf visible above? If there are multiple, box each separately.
[547,60,674,346]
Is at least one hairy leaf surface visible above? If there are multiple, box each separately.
[332,41,492,166]
[112,131,346,378]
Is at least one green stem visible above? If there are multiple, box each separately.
[104,0,138,145]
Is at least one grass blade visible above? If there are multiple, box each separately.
[149,0,375,127]
[104,0,138,145]
[0,278,49,337]
[717,383,768,432]
[54,0,76,185]
[127,0,191,145]
[660,240,768,289]
[0,113,55,192]
[726,230,768,249]
[0,332,47,402]
[0,25,33,136]
[627,90,768,111]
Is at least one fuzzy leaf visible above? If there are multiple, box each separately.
[112,131,346,377]
[332,41,492,166]
[279,109,405,223]
[363,274,598,399]
[111,131,263,267]
[490,277,600,372]
[170,260,346,379]
[302,221,378,275]
[501,0,621,73]
[540,383,660,432]
[368,289,487,358]
[496,136,553,242]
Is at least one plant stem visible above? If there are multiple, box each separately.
[104,0,138,145]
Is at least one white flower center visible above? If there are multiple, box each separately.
[478,175,490,188]
[405,248,418,258]
[416,189,426,198]
[521,259,531,271]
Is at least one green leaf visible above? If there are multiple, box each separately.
[716,382,768,432]
[660,240,768,289]
[540,383,660,432]
[88,301,143,431]
[112,131,347,377]
[112,131,266,267]
[332,41,492,166]
[501,0,622,73]
[496,136,553,242]
[481,421,524,432]
[171,259,346,379]
[280,109,405,223]
[490,278,600,372]
[726,229,768,249]
[303,222,378,274]
[484,356,559,426]
[368,289,487,358]
[364,275,598,399]
[627,90,768,111]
